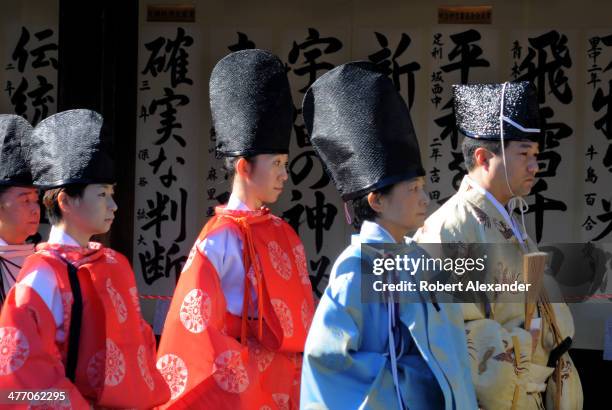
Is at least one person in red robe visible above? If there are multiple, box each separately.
[156,49,315,410]
[0,109,170,409]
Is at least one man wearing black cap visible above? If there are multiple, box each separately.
[300,61,478,410]
[157,49,314,410]
[416,82,583,409]
[0,115,39,307]
[0,109,170,409]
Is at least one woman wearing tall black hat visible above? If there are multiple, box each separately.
[157,49,314,410]
[0,109,170,409]
[300,62,478,410]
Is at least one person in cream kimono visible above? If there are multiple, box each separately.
[300,61,477,410]
[415,81,583,410]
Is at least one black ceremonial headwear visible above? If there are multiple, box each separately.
[0,115,34,187]
[453,81,541,142]
[210,49,293,157]
[27,109,114,188]
[303,61,425,201]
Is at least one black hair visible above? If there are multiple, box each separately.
[351,183,395,230]
[461,137,510,171]
[42,184,88,225]
[223,156,256,179]
[0,185,10,200]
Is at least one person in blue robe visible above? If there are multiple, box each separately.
[299,61,478,410]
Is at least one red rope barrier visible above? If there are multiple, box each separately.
[139,294,173,300]
[138,293,612,302]
[562,293,612,302]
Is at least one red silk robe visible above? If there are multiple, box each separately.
[156,207,315,410]
[0,242,170,409]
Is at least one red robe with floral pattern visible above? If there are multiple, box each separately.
[156,206,315,410]
[0,242,170,409]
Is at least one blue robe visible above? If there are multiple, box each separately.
[300,221,477,410]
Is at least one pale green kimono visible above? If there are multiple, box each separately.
[415,176,583,410]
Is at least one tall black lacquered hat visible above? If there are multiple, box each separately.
[453,81,541,142]
[27,109,115,188]
[210,49,293,157]
[0,115,34,187]
[303,61,425,201]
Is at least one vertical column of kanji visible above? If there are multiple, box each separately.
[353,28,425,157]
[354,30,423,112]
[426,27,498,210]
[568,30,612,352]
[276,27,349,298]
[583,33,612,243]
[0,23,58,125]
[133,24,203,333]
[509,30,577,243]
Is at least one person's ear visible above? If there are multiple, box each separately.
[367,191,385,213]
[474,147,492,170]
[58,191,77,216]
[235,157,252,179]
